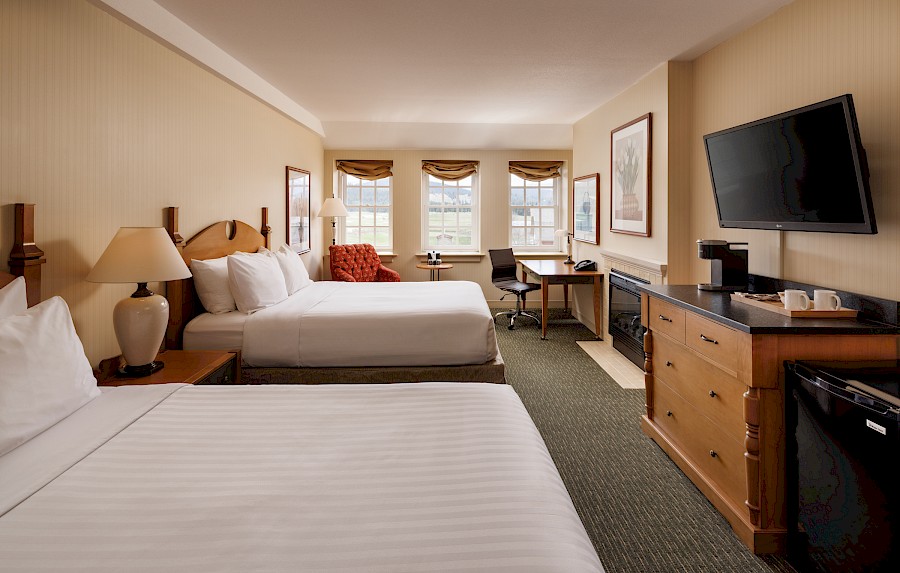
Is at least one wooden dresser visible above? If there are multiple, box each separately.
[640,285,900,554]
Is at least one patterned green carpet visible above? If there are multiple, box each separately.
[492,309,797,573]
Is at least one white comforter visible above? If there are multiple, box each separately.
[241,280,498,367]
[0,384,603,572]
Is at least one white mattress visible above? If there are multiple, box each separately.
[183,309,247,351]
[186,281,499,368]
[0,383,602,572]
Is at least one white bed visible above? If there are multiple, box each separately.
[184,280,500,368]
[0,383,604,572]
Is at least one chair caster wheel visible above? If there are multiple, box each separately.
[507,324,515,330]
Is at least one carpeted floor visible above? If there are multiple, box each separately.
[492,309,797,573]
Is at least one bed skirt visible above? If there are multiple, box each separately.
[241,350,506,385]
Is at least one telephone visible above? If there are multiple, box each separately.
[574,260,597,271]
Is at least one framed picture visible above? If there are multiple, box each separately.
[610,113,651,236]
[573,173,600,244]
[286,166,311,254]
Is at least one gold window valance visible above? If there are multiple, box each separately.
[508,161,564,181]
[335,160,394,180]
[422,160,479,182]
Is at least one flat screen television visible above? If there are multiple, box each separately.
[704,94,876,234]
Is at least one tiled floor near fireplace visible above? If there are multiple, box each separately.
[576,341,645,389]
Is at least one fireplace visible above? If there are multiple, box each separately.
[608,270,649,368]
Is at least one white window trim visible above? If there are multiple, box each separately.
[509,173,562,253]
[338,171,394,252]
[421,171,480,254]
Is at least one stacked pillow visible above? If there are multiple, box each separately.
[0,279,100,456]
[191,244,313,315]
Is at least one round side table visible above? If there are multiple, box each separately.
[416,262,453,281]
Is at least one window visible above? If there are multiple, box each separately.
[340,173,392,250]
[423,173,479,252]
[510,173,560,250]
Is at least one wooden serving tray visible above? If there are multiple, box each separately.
[730,293,858,318]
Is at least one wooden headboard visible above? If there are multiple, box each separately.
[4,203,45,307]
[164,206,271,349]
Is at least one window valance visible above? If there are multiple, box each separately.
[335,160,394,180]
[422,160,479,182]
[508,161,564,181]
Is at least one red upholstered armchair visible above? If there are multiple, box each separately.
[329,244,400,282]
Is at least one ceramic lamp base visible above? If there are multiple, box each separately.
[113,287,169,377]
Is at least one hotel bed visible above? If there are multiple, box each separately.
[165,207,506,384]
[185,280,498,368]
[0,268,603,572]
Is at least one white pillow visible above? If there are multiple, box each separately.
[191,257,237,314]
[0,296,100,456]
[0,276,28,320]
[274,244,313,294]
[227,253,288,314]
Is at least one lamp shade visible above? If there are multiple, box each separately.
[316,197,349,218]
[554,229,569,238]
[86,227,191,284]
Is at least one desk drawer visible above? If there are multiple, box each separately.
[685,312,741,373]
[649,297,686,343]
[651,334,746,445]
[653,378,747,508]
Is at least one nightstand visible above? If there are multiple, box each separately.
[97,350,241,386]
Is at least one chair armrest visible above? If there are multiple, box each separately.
[332,267,357,282]
[377,265,401,282]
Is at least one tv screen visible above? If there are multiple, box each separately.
[704,94,876,234]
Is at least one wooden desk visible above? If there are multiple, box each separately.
[519,260,604,340]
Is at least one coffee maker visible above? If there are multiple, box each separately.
[697,240,748,291]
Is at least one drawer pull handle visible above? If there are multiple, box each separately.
[666,410,673,417]
[708,390,716,398]
[658,314,672,322]
[699,334,719,344]
[709,450,718,458]
[666,361,673,367]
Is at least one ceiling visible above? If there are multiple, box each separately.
[107,0,793,148]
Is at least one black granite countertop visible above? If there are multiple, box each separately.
[640,285,900,335]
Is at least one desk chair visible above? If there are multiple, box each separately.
[488,248,541,330]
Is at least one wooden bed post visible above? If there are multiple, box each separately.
[261,207,271,249]
[165,206,187,350]
[8,203,46,307]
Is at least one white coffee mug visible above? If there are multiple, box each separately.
[814,289,841,311]
[784,289,810,311]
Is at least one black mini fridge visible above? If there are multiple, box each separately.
[786,361,900,573]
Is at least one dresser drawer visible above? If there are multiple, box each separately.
[648,297,686,343]
[684,312,741,373]
[650,334,746,444]
[652,378,747,508]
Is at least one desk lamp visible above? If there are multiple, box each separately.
[555,229,575,264]
[86,227,191,376]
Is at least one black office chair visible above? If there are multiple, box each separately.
[488,248,541,330]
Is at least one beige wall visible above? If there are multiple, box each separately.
[0,0,325,366]
[322,149,573,305]
[688,0,900,300]
[573,0,900,317]
[571,63,678,334]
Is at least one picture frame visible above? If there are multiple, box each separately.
[610,113,651,236]
[286,166,311,254]
[573,173,600,245]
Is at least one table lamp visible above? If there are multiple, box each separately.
[555,229,575,264]
[317,197,349,245]
[86,227,192,377]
